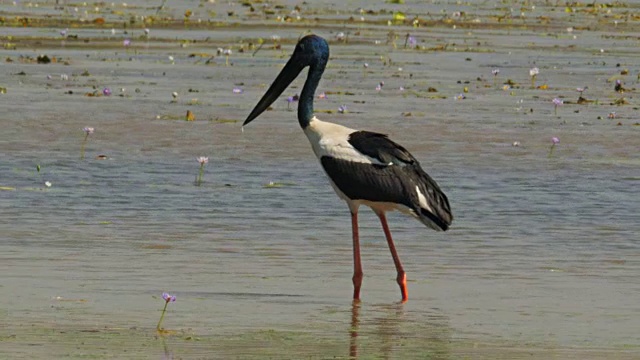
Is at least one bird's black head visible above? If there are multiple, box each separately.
[243,35,329,126]
[291,34,329,70]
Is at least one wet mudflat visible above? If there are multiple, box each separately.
[1,1,639,359]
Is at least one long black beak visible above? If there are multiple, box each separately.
[243,56,305,126]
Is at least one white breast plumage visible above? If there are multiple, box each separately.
[303,117,385,165]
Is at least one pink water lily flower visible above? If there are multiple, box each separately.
[407,35,417,48]
[162,292,177,303]
[157,292,177,331]
[196,157,209,186]
[552,98,563,115]
[529,67,539,77]
[81,127,94,159]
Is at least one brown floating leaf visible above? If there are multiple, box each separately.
[141,244,173,249]
[613,98,628,105]
[37,55,50,64]
[157,329,179,336]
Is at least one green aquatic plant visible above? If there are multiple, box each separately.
[263,181,295,188]
[548,137,559,158]
[157,292,176,331]
[405,34,417,49]
[156,0,167,14]
[80,127,94,160]
[392,11,406,24]
[252,38,265,56]
[224,49,232,66]
[196,156,208,186]
[529,67,539,88]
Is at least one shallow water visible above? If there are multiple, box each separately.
[1,1,640,359]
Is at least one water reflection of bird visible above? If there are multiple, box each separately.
[350,301,360,358]
[243,35,453,302]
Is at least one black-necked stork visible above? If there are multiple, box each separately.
[243,34,453,302]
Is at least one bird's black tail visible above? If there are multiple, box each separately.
[412,171,453,232]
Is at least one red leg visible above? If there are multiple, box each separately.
[351,211,363,301]
[377,212,408,302]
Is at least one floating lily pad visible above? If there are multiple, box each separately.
[157,329,179,336]
[156,114,189,121]
[392,12,406,22]
[263,182,295,188]
[212,118,238,123]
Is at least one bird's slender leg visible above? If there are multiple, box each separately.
[376,211,408,302]
[351,210,363,301]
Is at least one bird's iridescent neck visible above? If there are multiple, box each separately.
[297,64,324,129]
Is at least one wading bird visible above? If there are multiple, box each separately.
[243,35,452,302]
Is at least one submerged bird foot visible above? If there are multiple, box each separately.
[352,272,363,301]
[397,272,408,303]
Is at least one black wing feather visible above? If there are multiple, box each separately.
[348,131,415,165]
[320,131,453,231]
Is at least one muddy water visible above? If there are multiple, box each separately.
[1,1,639,359]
